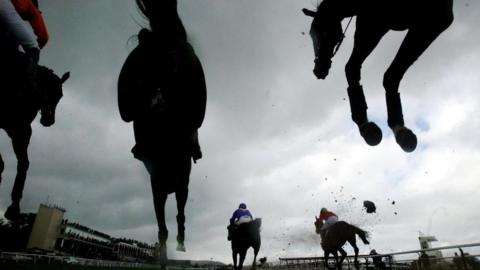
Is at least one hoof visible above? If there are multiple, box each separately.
[394,127,417,152]
[359,122,382,146]
[4,203,20,221]
[158,243,168,266]
[176,242,186,252]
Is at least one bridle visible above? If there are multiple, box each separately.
[332,16,353,57]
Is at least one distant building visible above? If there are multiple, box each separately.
[5,204,155,262]
[419,235,443,258]
[27,204,65,251]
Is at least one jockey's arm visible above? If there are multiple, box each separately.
[12,0,49,48]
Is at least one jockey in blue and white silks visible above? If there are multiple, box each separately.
[230,203,253,225]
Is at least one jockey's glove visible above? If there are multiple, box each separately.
[25,47,40,66]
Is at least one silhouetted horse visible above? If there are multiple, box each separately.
[314,217,369,269]
[303,0,453,152]
[118,0,206,268]
[0,65,69,220]
[231,219,262,270]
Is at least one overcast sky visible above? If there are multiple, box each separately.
[1,0,479,264]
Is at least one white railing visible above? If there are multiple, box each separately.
[0,251,158,268]
[276,242,480,269]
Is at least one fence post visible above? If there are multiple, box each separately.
[459,248,468,270]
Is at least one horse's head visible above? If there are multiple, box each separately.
[37,66,69,127]
[303,2,344,79]
[314,216,323,234]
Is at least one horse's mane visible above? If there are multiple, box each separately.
[37,65,54,75]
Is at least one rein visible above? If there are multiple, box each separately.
[332,16,353,57]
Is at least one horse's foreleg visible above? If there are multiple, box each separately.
[252,248,258,270]
[348,238,360,268]
[175,187,188,252]
[332,250,341,270]
[324,250,330,269]
[233,251,238,270]
[345,19,388,146]
[238,250,247,270]
[175,157,191,252]
[4,127,31,220]
[0,153,4,185]
[384,10,453,152]
[149,168,169,266]
[339,248,347,264]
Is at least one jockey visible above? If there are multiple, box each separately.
[0,0,48,63]
[230,203,254,225]
[0,0,48,97]
[12,0,49,48]
[319,207,338,240]
[227,203,253,241]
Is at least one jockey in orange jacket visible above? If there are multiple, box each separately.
[0,0,48,64]
[0,0,48,96]
[13,0,49,48]
[318,207,339,242]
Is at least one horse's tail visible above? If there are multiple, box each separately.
[352,225,370,245]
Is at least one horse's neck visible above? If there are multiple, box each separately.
[321,0,361,19]
[149,16,187,45]
[138,28,187,53]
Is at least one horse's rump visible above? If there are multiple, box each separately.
[232,218,262,242]
[323,221,369,247]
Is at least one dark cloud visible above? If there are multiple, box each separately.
[1,0,479,263]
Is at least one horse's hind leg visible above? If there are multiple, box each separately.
[175,187,188,252]
[348,237,360,268]
[384,5,453,152]
[345,19,388,146]
[4,126,31,221]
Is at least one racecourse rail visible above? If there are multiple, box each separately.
[278,242,480,269]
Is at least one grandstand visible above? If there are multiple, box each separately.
[1,204,156,263]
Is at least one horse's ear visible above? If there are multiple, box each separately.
[61,72,70,84]
[302,8,317,17]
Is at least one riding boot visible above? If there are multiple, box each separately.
[176,214,186,252]
[347,85,382,146]
[227,225,232,241]
[320,229,326,243]
[386,92,417,152]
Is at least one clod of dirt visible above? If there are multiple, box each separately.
[363,200,376,213]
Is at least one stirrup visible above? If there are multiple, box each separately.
[359,122,382,146]
[393,126,417,152]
